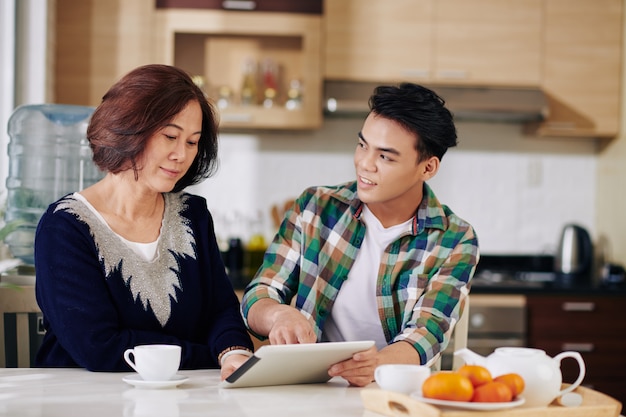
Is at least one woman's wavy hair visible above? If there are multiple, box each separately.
[87,64,219,192]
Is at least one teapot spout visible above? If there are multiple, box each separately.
[454,348,487,367]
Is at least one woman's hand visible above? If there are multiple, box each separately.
[220,353,252,381]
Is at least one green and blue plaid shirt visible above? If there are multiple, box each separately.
[241,181,479,364]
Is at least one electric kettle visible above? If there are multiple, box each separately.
[554,224,593,282]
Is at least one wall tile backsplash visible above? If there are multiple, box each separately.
[188,118,597,256]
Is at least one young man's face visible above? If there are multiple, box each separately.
[354,112,437,216]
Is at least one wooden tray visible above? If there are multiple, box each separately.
[361,386,622,417]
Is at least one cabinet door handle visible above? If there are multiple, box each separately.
[561,342,594,352]
[562,302,595,312]
[436,70,468,80]
[400,69,430,79]
[222,1,256,10]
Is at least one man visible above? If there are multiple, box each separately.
[241,83,479,387]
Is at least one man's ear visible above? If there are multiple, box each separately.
[422,156,440,180]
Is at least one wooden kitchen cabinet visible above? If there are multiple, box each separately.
[432,0,542,87]
[323,0,542,87]
[531,0,623,139]
[526,294,626,405]
[154,8,323,130]
[324,0,433,82]
[54,0,156,106]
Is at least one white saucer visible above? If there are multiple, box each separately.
[411,392,525,411]
[122,374,188,389]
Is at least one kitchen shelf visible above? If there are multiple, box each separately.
[154,8,323,130]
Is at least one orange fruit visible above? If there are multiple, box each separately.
[494,373,525,398]
[472,381,513,402]
[457,364,493,388]
[422,372,474,402]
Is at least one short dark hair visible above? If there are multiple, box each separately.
[87,64,219,192]
[368,83,457,161]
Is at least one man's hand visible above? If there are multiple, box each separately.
[328,341,421,387]
[267,304,316,344]
[247,298,316,345]
[328,345,380,387]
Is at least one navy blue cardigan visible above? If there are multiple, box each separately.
[34,192,252,371]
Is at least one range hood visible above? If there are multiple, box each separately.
[324,81,549,123]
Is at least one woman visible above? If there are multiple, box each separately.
[34,64,253,380]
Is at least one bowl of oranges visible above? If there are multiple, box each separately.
[413,365,526,410]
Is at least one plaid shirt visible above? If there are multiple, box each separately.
[241,181,479,364]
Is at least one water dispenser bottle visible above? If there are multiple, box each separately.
[4,104,104,265]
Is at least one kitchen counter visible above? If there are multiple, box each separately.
[470,279,626,295]
[0,368,370,417]
[470,254,626,295]
[0,368,622,417]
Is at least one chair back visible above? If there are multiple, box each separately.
[430,295,470,371]
[0,285,42,367]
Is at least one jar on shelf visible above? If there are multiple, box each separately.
[285,79,303,110]
[261,58,279,108]
[240,58,258,106]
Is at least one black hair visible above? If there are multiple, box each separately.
[368,83,458,161]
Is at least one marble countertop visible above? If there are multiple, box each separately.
[0,368,375,417]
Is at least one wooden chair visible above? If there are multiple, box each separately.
[430,295,470,371]
[0,285,43,367]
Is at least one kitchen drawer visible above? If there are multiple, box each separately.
[526,295,626,338]
[533,339,626,379]
[582,379,626,404]
[526,294,626,406]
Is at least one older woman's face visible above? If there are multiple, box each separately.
[138,100,202,193]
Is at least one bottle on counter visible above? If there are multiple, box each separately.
[244,210,268,283]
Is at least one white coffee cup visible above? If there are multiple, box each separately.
[374,364,431,395]
[123,344,181,382]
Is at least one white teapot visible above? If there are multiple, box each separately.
[454,347,586,408]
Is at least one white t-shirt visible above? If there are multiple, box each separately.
[74,192,160,262]
[322,205,412,349]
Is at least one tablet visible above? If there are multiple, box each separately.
[219,340,375,388]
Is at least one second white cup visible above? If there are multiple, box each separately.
[123,344,181,382]
[374,364,431,395]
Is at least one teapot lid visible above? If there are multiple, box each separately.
[494,347,545,357]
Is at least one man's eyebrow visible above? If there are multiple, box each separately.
[358,131,401,156]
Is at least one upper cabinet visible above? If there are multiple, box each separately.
[154,4,323,130]
[533,0,623,139]
[432,0,542,87]
[54,0,156,106]
[324,0,623,140]
[324,1,433,82]
[324,0,543,87]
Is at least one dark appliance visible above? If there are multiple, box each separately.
[554,224,594,283]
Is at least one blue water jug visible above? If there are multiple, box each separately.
[4,104,103,264]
